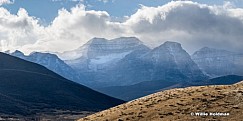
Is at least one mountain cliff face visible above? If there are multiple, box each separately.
[63,37,151,87]
[0,52,124,120]
[8,51,86,84]
[141,41,206,81]
[192,47,243,77]
[64,37,150,72]
[101,41,207,87]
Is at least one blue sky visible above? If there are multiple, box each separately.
[2,0,243,24]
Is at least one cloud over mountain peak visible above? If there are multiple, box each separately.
[0,1,243,55]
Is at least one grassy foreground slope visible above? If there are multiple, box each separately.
[79,81,243,121]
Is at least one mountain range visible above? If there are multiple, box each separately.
[60,37,243,88]
[7,37,243,88]
[2,36,243,120]
[5,37,243,100]
[59,37,209,87]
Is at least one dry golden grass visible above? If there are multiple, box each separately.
[78,81,243,121]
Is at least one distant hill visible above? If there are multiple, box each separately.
[97,75,243,101]
[196,75,243,86]
[79,81,243,121]
[0,52,124,120]
[96,80,182,101]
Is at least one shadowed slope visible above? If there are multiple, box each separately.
[0,52,124,117]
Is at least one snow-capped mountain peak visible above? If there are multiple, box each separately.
[58,37,145,60]
[63,37,151,85]
[6,51,86,85]
[86,37,108,45]
[10,50,25,57]
[151,41,183,53]
[142,41,207,81]
[163,41,182,48]
[192,47,243,77]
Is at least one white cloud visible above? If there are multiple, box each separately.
[0,7,44,52]
[0,0,14,6]
[18,4,127,54]
[52,0,83,2]
[1,1,243,55]
[98,0,113,3]
[123,1,243,53]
